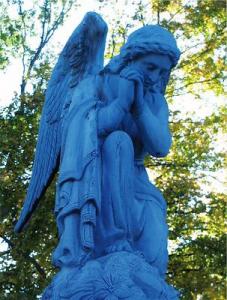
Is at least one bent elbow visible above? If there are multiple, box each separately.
[154,147,170,158]
[158,137,172,157]
[147,134,172,158]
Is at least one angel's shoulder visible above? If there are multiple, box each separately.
[101,73,122,100]
[79,75,97,91]
[72,75,97,98]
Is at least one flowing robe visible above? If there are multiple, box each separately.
[52,75,170,279]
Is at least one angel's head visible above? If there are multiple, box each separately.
[103,25,180,93]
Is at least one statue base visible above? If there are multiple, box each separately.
[42,251,179,299]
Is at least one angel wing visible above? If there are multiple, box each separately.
[15,12,108,233]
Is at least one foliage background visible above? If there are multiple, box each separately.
[0,0,226,299]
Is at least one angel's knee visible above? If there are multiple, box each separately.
[102,130,134,158]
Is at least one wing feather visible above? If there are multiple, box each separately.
[15,12,107,232]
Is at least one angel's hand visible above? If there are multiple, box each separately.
[149,81,163,94]
[120,67,144,116]
[117,76,135,112]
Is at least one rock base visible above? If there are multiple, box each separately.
[42,251,179,299]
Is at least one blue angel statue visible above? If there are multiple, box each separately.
[15,12,181,299]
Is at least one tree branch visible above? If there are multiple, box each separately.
[0,250,10,257]
[171,76,220,94]
[19,0,74,100]
[17,0,27,97]
[167,5,185,24]
[169,252,194,258]
[176,32,225,71]
[0,235,46,279]
[157,0,160,25]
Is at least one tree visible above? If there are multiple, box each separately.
[147,1,226,299]
[0,0,226,299]
[0,0,76,298]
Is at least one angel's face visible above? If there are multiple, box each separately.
[131,53,172,88]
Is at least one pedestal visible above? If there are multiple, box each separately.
[42,251,178,299]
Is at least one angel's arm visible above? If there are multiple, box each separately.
[97,77,134,136]
[97,99,126,136]
[134,92,172,157]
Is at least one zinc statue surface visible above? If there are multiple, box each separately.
[15,12,181,299]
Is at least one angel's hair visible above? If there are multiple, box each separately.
[102,25,181,75]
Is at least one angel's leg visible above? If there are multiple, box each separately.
[53,212,79,268]
[52,182,90,268]
[96,130,135,254]
[134,198,169,278]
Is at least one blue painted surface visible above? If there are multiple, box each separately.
[15,12,181,299]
